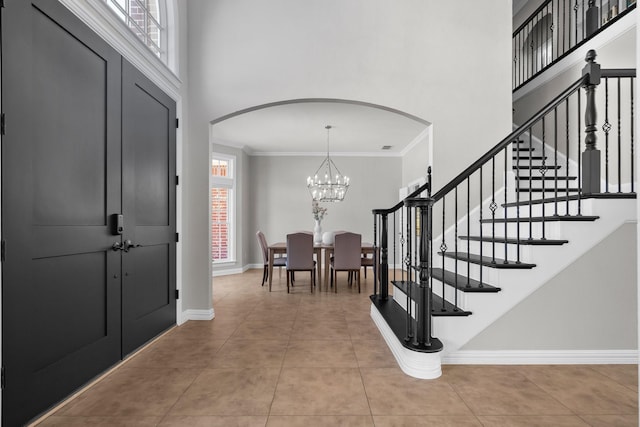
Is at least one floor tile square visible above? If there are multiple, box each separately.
[270,368,370,415]
[283,340,358,368]
[169,368,280,416]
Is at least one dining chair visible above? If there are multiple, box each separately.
[330,232,362,293]
[257,231,286,287]
[286,232,316,293]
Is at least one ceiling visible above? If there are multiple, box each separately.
[210,101,430,156]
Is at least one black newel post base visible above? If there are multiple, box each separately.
[582,149,601,194]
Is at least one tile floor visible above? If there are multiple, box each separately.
[35,269,638,426]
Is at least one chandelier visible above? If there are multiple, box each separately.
[306,125,350,202]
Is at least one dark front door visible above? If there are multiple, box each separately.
[1,1,177,425]
[1,1,123,425]
[121,60,177,356]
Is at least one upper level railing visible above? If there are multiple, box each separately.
[372,50,635,352]
[513,0,636,91]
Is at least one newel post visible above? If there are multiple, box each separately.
[372,209,389,301]
[585,0,599,37]
[582,49,602,194]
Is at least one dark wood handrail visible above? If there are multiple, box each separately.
[373,67,634,215]
[601,69,636,78]
[432,75,586,202]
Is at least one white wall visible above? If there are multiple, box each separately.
[463,222,638,350]
[402,130,431,188]
[245,155,402,265]
[185,0,513,312]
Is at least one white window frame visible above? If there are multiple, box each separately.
[102,0,168,63]
[211,153,236,264]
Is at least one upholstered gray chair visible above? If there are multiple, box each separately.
[257,231,286,286]
[286,232,316,293]
[330,232,362,293]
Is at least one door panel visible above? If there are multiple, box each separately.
[1,1,122,425]
[121,60,176,356]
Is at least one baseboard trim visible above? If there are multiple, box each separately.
[212,264,253,277]
[370,303,442,379]
[182,308,215,321]
[443,349,639,365]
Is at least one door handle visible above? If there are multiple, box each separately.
[123,240,141,252]
[112,241,124,251]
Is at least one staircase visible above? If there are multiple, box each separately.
[369,51,636,379]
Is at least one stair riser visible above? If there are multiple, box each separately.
[503,201,590,217]
[455,239,542,259]
[479,221,563,239]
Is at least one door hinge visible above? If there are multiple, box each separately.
[1,113,6,135]
[175,289,180,300]
[175,175,179,186]
[2,366,6,389]
[0,0,5,9]
[175,233,179,242]
[175,118,179,129]
[1,240,6,262]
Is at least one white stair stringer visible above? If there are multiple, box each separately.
[430,197,636,360]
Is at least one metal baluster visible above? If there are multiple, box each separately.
[604,77,610,192]
[618,77,622,192]
[566,97,571,214]
[541,117,547,238]
[454,186,459,308]
[504,146,509,262]
[440,196,446,312]
[574,0,579,47]
[528,129,533,239]
[467,177,471,282]
[479,166,484,287]
[563,0,566,53]
[516,135,521,263]
[631,77,635,193]
[554,107,559,215]
[491,156,497,263]
[393,211,397,283]
[406,205,412,342]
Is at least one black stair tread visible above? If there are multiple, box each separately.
[459,235,569,245]
[514,147,535,151]
[513,164,561,170]
[502,192,636,207]
[431,268,500,292]
[515,175,577,180]
[480,215,599,223]
[516,188,581,192]
[513,156,548,160]
[370,295,444,353]
[439,251,536,268]
[392,280,472,316]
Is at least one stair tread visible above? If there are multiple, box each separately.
[370,295,444,353]
[513,165,561,169]
[392,280,472,316]
[513,156,548,160]
[516,188,580,192]
[440,251,536,268]
[480,215,599,223]
[514,147,535,151]
[502,193,637,207]
[431,268,500,292]
[515,175,577,180]
[459,235,569,245]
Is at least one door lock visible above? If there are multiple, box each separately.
[123,240,141,252]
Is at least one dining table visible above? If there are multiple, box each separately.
[267,241,378,291]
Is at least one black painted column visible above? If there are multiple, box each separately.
[582,49,602,194]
